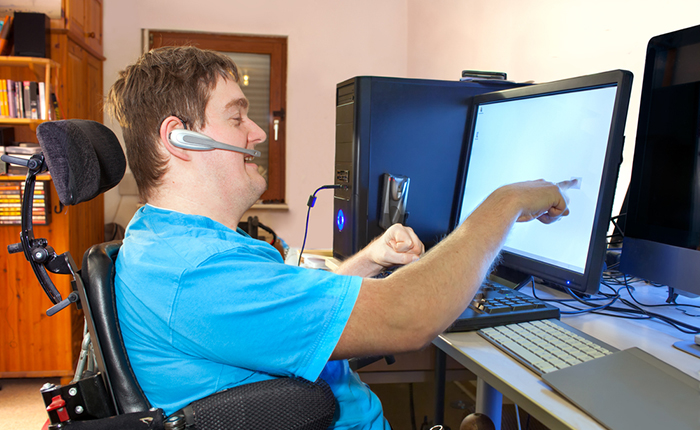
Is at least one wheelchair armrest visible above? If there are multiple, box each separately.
[173,377,335,430]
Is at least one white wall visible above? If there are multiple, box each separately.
[103,0,700,249]
[102,0,408,248]
[406,0,700,220]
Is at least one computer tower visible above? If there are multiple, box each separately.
[333,76,522,260]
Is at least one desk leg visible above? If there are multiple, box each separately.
[476,377,502,430]
[434,347,446,425]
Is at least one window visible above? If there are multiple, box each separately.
[147,30,287,203]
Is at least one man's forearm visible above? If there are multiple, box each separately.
[381,189,520,342]
[333,187,521,358]
[333,243,383,278]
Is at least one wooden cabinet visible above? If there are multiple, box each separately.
[0,178,103,380]
[0,3,104,382]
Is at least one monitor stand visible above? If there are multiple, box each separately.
[673,340,700,359]
[489,264,534,291]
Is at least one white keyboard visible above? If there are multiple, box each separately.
[478,319,618,375]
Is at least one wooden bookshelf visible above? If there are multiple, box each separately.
[0,56,59,130]
[0,2,104,383]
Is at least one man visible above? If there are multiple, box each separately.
[107,46,573,429]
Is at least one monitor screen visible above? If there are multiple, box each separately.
[453,70,632,294]
[620,24,700,297]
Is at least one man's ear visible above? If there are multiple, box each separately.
[160,115,192,161]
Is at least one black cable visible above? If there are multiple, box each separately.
[257,221,277,245]
[530,278,700,333]
[619,277,700,311]
[298,185,345,266]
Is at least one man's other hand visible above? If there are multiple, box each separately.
[368,224,425,267]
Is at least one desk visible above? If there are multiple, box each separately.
[433,281,700,430]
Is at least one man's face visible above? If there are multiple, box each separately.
[198,76,268,204]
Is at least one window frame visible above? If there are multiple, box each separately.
[148,30,287,203]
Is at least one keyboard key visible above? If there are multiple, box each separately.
[535,363,559,373]
[485,305,512,314]
[503,342,545,366]
[512,303,536,311]
[548,358,567,369]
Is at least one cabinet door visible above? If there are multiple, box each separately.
[66,41,86,120]
[85,0,103,54]
[86,53,102,122]
[65,0,87,43]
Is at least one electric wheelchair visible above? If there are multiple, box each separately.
[4,119,337,430]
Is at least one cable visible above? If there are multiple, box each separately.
[298,184,345,266]
[529,277,700,334]
[257,221,277,245]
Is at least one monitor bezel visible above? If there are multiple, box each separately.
[620,24,700,296]
[451,70,633,295]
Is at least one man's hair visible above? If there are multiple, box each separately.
[106,46,239,201]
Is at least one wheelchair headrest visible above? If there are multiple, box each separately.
[36,120,126,206]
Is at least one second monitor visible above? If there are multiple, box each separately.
[452,70,633,295]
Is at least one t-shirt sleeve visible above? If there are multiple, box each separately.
[168,248,362,383]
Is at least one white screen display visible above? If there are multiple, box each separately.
[457,85,618,274]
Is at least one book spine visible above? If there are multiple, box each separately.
[7,79,15,118]
[50,93,61,120]
[29,82,38,120]
[23,81,31,119]
[0,80,7,117]
[38,82,46,120]
[17,82,24,119]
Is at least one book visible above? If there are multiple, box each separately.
[6,144,41,155]
[0,79,7,117]
[38,82,46,120]
[7,80,15,118]
[0,180,50,224]
[14,81,23,118]
[22,81,31,119]
[28,82,39,119]
[50,92,61,120]
[0,15,12,56]
[4,145,42,175]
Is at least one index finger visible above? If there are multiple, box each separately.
[557,178,578,191]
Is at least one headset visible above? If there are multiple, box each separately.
[168,129,261,157]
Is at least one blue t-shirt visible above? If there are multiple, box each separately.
[115,205,390,429]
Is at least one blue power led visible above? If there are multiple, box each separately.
[336,209,345,232]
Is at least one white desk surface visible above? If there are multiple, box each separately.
[433,281,700,430]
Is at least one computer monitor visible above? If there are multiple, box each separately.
[620,24,700,297]
[452,70,633,295]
